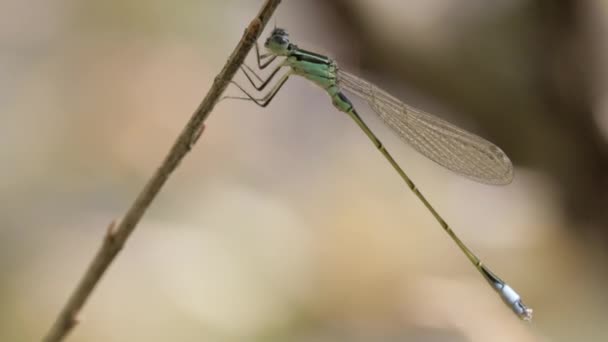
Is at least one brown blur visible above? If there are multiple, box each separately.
[2,0,608,341]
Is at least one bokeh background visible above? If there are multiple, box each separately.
[2,0,608,341]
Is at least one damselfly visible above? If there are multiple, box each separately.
[224,27,532,320]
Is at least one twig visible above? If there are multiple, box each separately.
[42,1,282,341]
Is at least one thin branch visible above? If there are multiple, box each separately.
[42,1,282,341]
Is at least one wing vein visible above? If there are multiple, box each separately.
[337,70,513,185]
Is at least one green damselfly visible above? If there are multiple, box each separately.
[225,27,532,320]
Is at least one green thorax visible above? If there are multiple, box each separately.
[283,46,353,112]
[284,47,338,90]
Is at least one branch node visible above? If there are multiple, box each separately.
[104,220,118,242]
[68,314,80,329]
[245,18,262,43]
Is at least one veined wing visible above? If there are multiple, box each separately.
[337,70,513,185]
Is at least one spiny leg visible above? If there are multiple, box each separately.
[254,42,277,69]
[219,44,284,104]
[224,72,291,108]
[235,42,280,88]
[240,63,284,91]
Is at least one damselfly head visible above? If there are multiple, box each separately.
[271,27,288,37]
[265,27,292,56]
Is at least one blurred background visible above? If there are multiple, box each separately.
[1,0,608,341]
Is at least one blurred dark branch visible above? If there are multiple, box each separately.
[530,0,608,228]
[41,1,282,341]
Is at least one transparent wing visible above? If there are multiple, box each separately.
[337,70,513,185]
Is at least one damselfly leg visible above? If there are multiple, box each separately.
[222,43,290,107]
